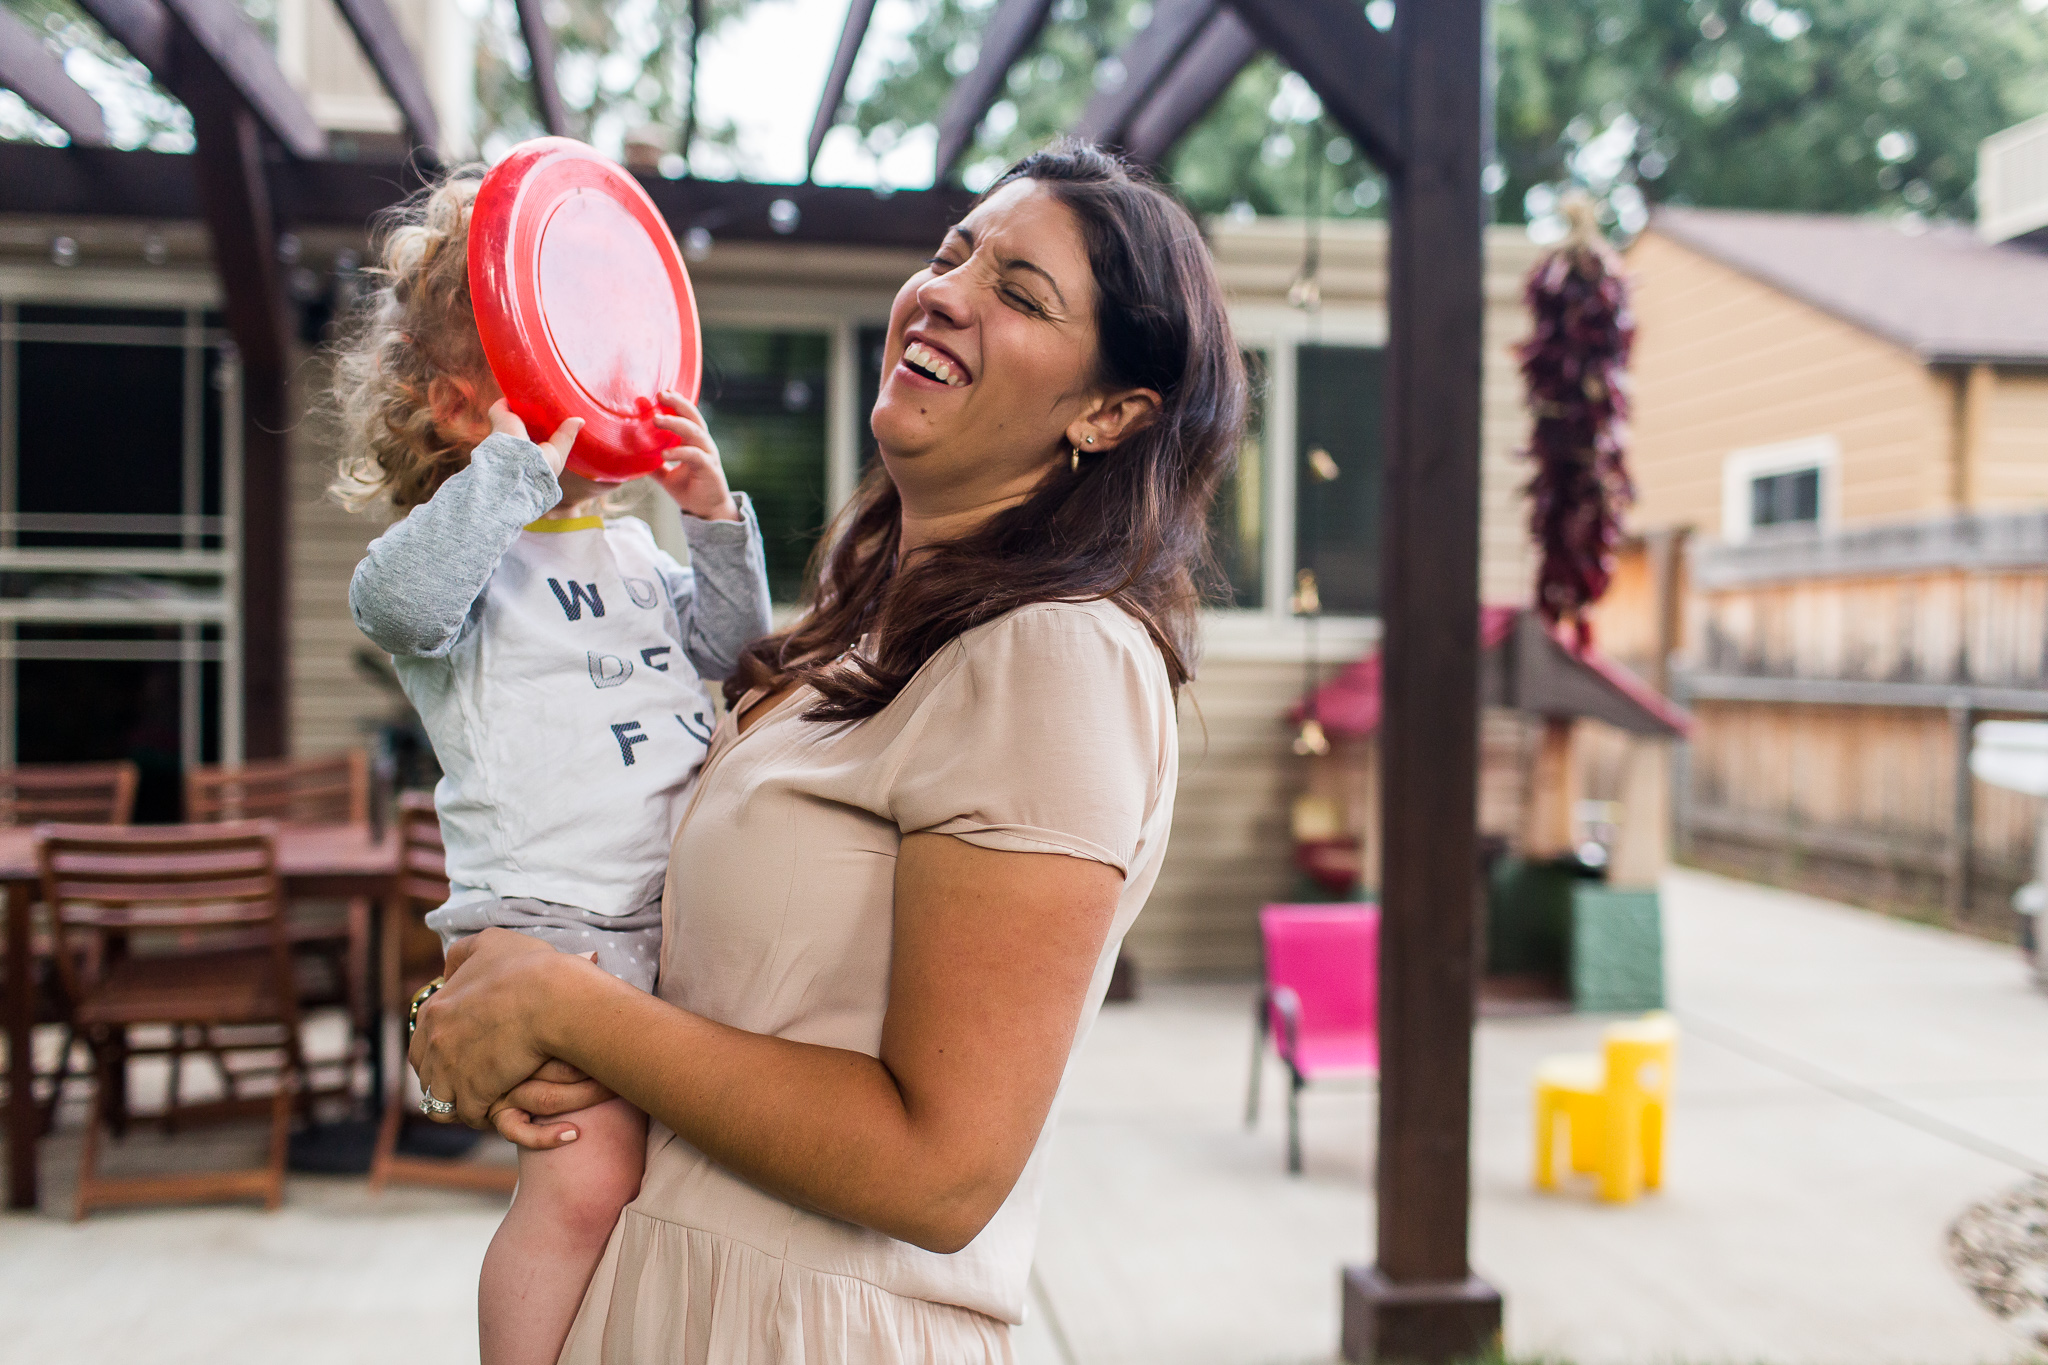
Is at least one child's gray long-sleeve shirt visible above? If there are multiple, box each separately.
[351,433,774,916]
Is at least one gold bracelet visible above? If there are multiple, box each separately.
[408,976,446,1037]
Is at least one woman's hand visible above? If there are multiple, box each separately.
[409,927,593,1130]
[651,390,741,522]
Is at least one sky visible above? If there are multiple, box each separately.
[690,0,940,188]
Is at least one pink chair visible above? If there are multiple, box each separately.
[1246,903,1381,1173]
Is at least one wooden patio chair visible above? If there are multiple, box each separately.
[39,821,304,1219]
[0,761,138,1139]
[369,793,516,1195]
[0,761,139,827]
[184,751,372,1067]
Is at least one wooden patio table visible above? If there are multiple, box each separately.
[3,821,401,1210]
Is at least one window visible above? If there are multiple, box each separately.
[1295,345,1386,616]
[0,301,236,813]
[1751,466,1820,530]
[698,328,830,603]
[858,324,889,476]
[1722,435,1838,543]
[1208,349,1268,609]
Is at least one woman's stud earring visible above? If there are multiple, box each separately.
[1085,435,1096,444]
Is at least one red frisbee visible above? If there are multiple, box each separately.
[469,138,701,483]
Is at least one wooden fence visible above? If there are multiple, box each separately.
[1664,511,2048,937]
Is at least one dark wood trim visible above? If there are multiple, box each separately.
[329,0,440,155]
[1346,0,1498,1353]
[158,0,326,158]
[181,50,289,759]
[932,0,1053,183]
[805,0,877,179]
[0,6,111,145]
[1071,0,1217,147]
[1120,9,1257,167]
[512,0,568,137]
[632,177,976,248]
[0,143,975,247]
[1225,0,1402,174]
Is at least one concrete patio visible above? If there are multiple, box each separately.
[4,868,2044,1364]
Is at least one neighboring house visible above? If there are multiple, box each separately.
[1619,192,2048,934]
[1629,207,2048,540]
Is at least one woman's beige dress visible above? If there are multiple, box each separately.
[557,599,1178,1365]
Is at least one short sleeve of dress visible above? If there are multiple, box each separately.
[886,603,1172,876]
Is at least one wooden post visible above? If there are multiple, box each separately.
[1520,716,1576,861]
[1948,699,1975,926]
[181,48,291,759]
[1340,0,1503,1357]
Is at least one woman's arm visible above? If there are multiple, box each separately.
[412,832,1120,1253]
[350,425,565,657]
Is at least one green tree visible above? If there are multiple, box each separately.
[1,0,192,150]
[474,0,754,166]
[1496,0,2048,228]
[848,0,1385,218]
[846,0,2048,226]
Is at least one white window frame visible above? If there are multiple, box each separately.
[0,265,241,768]
[694,288,890,525]
[1721,434,1840,544]
[1203,308,1387,662]
[685,293,1397,661]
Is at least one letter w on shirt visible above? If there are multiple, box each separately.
[548,578,605,621]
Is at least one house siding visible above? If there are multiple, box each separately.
[288,350,392,761]
[1625,231,1955,537]
[1976,370,2048,509]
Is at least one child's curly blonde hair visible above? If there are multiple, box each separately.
[331,169,493,514]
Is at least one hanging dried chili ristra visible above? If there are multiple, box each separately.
[1517,194,1636,649]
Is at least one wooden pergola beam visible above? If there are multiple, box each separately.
[1223,0,1401,172]
[512,0,568,137]
[1340,0,1499,1356]
[330,0,440,154]
[1071,0,1216,148]
[158,0,326,157]
[805,0,877,180]
[0,142,977,246]
[1119,7,1256,167]
[0,5,111,146]
[175,38,292,760]
[932,0,1052,183]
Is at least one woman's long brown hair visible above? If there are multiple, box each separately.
[726,143,1245,721]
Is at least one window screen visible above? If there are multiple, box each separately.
[1295,345,1386,616]
[699,328,830,603]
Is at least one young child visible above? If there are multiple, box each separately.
[332,170,772,1365]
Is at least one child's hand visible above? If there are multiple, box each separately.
[652,391,741,523]
[488,399,583,478]
[487,1097,581,1150]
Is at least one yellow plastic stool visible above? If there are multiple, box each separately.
[1533,1011,1677,1203]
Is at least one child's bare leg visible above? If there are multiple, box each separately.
[479,1097,645,1365]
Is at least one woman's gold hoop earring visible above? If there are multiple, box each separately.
[1070,444,1081,473]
